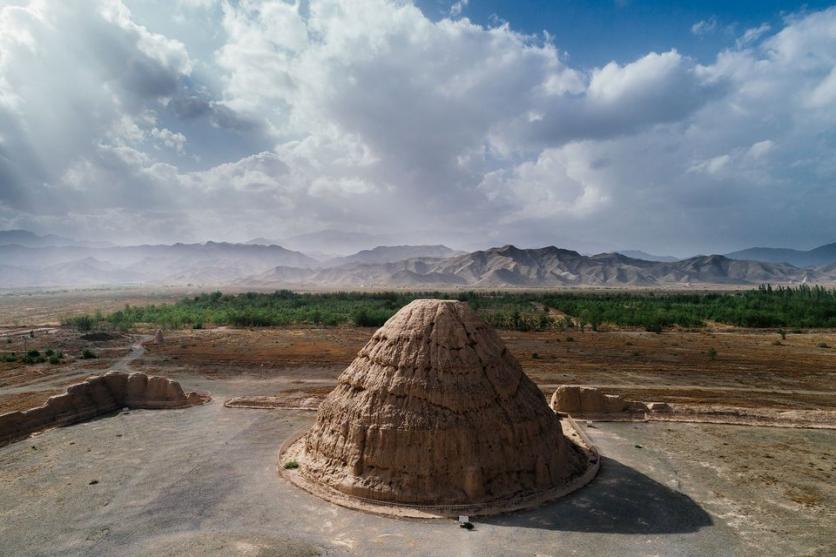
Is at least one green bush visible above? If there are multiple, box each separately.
[352,308,390,327]
[645,322,663,334]
[22,349,45,364]
[64,314,95,331]
[1,353,16,362]
[81,349,97,359]
[283,460,299,470]
[707,347,718,360]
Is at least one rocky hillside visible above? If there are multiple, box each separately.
[243,245,826,288]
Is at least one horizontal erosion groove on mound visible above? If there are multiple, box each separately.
[0,371,208,447]
[280,416,599,518]
[292,299,592,510]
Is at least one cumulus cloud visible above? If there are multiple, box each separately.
[0,0,835,252]
[737,23,771,47]
[449,0,468,18]
[691,18,718,36]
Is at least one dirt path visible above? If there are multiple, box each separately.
[110,335,152,372]
[0,327,59,339]
[0,335,152,396]
[538,382,836,398]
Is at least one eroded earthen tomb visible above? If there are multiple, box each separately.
[298,299,586,506]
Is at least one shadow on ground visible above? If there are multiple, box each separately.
[483,456,712,534]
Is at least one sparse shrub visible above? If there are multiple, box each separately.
[707,347,718,360]
[2,353,16,362]
[566,336,574,342]
[772,340,782,346]
[352,308,389,327]
[81,349,97,359]
[45,348,55,357]
[65,315,95,332]
[818,342,830,349]
[631,350,640,357]
[625,341,633,346]
[531,352,539,359]
[778,328,786,340]
[6,337,11,344]
[192,322,204,330]
[22,349,45,364]
[48,356,61,364]
[645,322,663,334]
[283,460,299,470]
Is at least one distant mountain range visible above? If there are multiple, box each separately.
[725,242,836,267]
[322,245,465,267]
[1,229,835,290]
[0,242,315,289]
[616,250,679,263]
[243,245,825,288]
[0,229,111,248]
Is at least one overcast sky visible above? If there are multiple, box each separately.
[0,0,834,255]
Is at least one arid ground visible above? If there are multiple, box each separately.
[1,289,834,556]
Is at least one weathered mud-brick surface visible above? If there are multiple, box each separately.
[301,299,585,505]
[550,385,650,415]
[0,372,208,447]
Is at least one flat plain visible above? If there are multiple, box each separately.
[0,289,834,556]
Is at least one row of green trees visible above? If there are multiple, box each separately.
[62,285,836,332]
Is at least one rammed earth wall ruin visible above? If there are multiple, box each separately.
[0,372,205,446]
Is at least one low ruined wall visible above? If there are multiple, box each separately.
[0,372,206,447]
[550,385,671,417]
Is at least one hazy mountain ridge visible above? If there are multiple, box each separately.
[0,242,316,288]
[322,245,464,267]
[242,245,828,288]
[0,229,110,248]
[617,250,679,262]
[1,234,834,289]
[725,242,836,267]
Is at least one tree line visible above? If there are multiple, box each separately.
[62,285,836,332]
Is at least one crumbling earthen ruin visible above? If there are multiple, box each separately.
[0,372,207,446]
[289,299,590,508]
[550,385,671,416]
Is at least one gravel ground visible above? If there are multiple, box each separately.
[1,376,833,557]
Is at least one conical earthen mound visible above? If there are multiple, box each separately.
[299,299,585,505]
